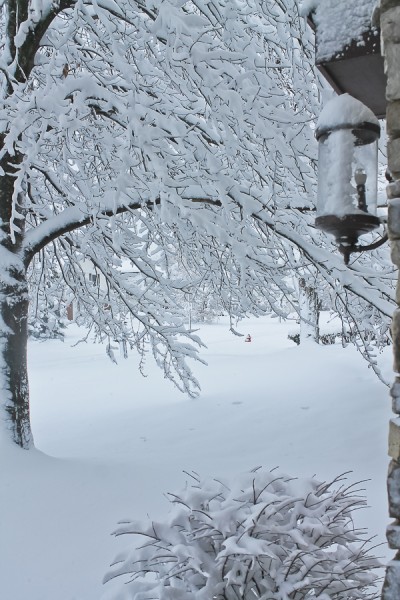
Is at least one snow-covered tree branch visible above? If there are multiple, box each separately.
[0,0,394,448]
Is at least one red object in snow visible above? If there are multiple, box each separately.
[245,334,252,342]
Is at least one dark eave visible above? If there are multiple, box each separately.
[308,16,387,119]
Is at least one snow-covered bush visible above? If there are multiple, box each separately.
[104,469,381,599]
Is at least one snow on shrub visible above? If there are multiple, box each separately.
[104,468,381,599]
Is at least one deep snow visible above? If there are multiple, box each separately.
[1,316,393,600]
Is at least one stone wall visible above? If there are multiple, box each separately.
[381,1,400,597]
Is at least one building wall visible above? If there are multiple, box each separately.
[381,1,400,597]
[66,259,108,321]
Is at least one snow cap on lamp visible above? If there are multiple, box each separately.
[316,93,379,134]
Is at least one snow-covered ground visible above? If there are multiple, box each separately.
[1,316,393,600]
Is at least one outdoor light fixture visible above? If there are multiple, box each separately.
[304,2,389,264]
[315,94,387,264]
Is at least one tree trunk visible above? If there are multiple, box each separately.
[0,263,32,448]
[299,278,320,344]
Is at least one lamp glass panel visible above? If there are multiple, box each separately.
[317,128,378,217]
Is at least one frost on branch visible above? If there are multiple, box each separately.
[104,469,381,599]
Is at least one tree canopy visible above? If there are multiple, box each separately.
[0,0,395,447]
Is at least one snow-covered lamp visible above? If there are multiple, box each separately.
[315,94,381,263]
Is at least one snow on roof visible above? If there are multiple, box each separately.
[301,0,378,61]
[317,93,379,133]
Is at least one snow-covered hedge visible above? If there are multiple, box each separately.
[104,469,381,599]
